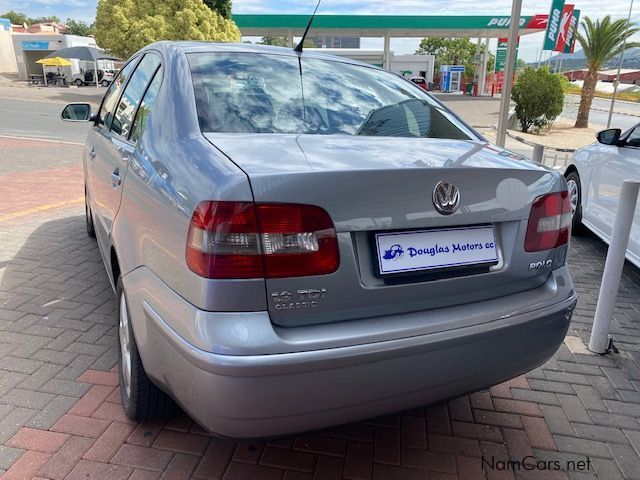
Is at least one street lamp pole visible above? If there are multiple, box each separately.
[496,0,523,147]
[607,0,634,128]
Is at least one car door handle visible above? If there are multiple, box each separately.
[88,147,96,161]
[111,170,121,187]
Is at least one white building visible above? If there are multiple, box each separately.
[391,54,435,83]
[0,18,17,74]
[10,33,97,80]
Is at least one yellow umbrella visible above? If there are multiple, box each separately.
[36,57,72,86]
[36,57,73,66]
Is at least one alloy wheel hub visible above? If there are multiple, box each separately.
[567,179,579,217]
[119,293,132,398]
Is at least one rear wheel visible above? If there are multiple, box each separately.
[101,79,110,87]
[566,171,585,234]
[117,278,175,421]
[74,78,83,87]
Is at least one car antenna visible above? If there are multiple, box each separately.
[294,0,322,53]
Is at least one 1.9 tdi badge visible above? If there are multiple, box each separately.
[271,288,327,310]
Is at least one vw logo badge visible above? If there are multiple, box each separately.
[432,181,460,215]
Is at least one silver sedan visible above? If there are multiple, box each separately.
[62,42,576,438]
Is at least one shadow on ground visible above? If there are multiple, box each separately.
[0,215,118,373]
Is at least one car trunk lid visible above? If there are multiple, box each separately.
[205,133,565,327]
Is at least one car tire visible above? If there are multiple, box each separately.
[565,171,585,234]
[117,278,175,421]
[74,79,83,87]
[101,80,110,87]
[85,189,96,239]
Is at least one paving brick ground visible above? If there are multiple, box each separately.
[3,136,640,478]
[0,137,84,223]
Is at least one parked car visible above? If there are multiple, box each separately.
[410,76,429,91]
[565,127,640,267]
[71,69,114,87]
[61,42,576,438]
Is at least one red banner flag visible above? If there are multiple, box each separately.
[564,9,580,53]
[555,4,574,51]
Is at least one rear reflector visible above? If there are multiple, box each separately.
[524,191,572,252]
[186,202,339,279]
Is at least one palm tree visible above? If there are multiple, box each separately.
[574,16,640,128]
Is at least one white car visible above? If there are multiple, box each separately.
[70,69,115,87]
[566,127,640,267]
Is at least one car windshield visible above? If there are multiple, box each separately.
[188,52,474,139]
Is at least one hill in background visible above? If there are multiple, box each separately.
[529,48,640,71]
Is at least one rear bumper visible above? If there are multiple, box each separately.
[123,267,576,438]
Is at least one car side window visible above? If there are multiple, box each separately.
[97,59,138,129]
[129,66,163,143]
[110,54,161,138]
[627,127,640,148]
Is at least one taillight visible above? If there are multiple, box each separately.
[524,191,572,252]
[256,204,339,278]
[186,202,339,279]
[186,202,263,279]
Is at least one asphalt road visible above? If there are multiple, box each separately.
[585,95,640,116]
[561,94,640,131]
[0,97,92,144]
[586,109,638,131]
[0,86,103,143]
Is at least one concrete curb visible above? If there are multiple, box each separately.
[505,130,577,153]
[492,113,577,153]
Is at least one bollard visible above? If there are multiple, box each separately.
[589,180,640,353]
[532,144,544,164]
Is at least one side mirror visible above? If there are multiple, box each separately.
[61,103,93,122]
[597,128,622,146]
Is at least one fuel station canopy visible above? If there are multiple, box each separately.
[232,14,549,39]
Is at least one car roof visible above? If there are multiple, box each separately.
[139,41,379,70]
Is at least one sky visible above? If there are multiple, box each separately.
[0,0,638,62]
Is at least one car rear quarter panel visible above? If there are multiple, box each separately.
[111,45,267,311]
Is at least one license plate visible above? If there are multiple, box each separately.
[375,226,498,275]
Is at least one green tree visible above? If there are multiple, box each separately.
[28,15,60,24]
[259,36,289,47]
[511,67,565,133]
[0,11,61,26]
[574,16,640,128]
[95,0,240,59]
[416,37,494,77]
[0,10,29,25]
[416,38,447,57]
[203,0,232,19]
[416,37,474,71]
[65,18,94,36]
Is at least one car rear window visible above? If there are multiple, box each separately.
[188,52,474,139]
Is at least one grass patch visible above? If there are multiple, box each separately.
[565,83,640,102]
